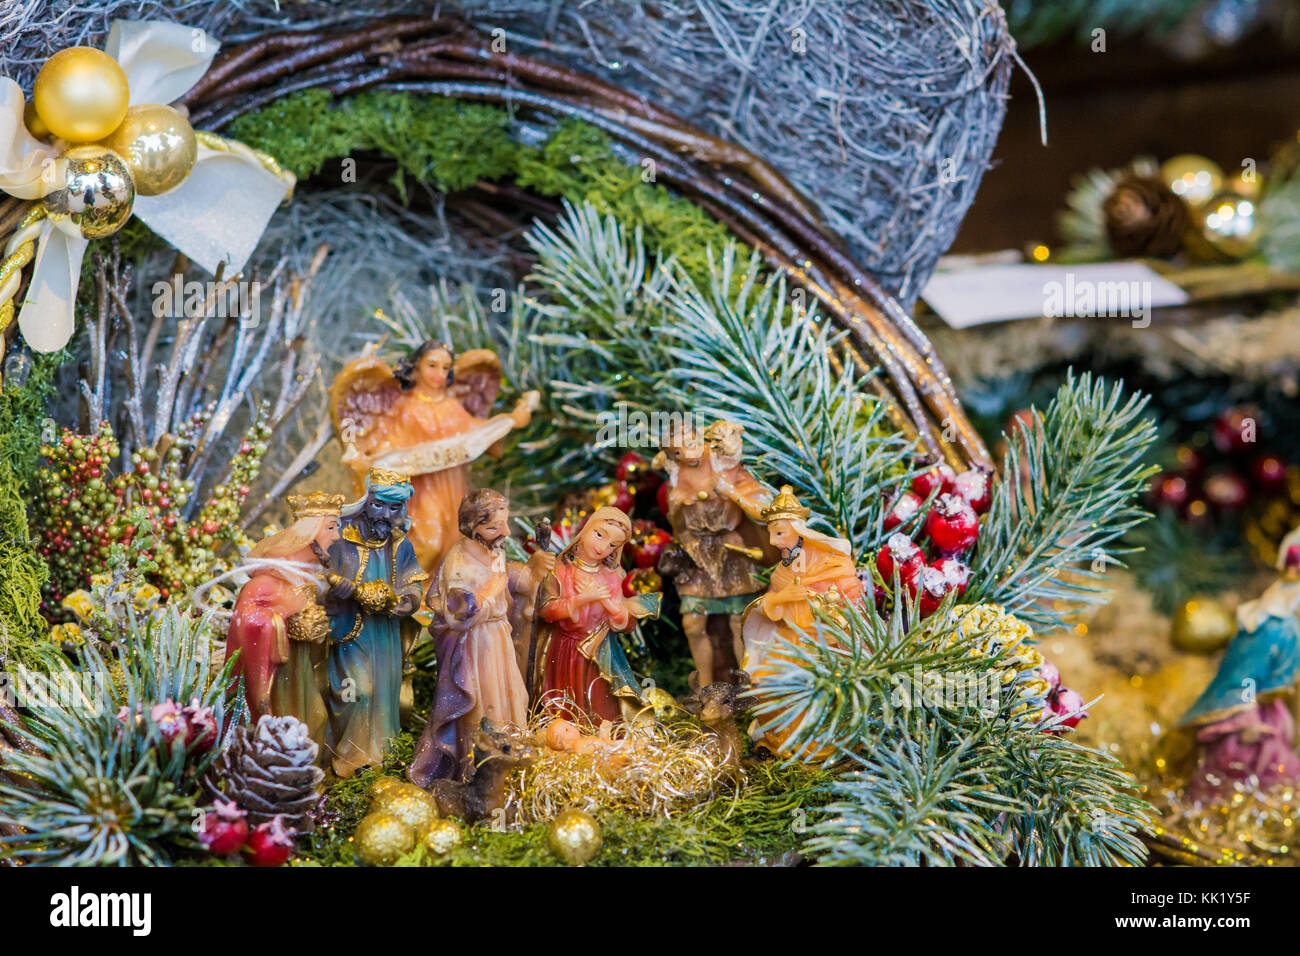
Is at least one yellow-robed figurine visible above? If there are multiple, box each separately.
[741,485,864,759]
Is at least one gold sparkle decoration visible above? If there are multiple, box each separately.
[547,808,603,865]
[417,818,464,856]
[1159,154,1223,208]
[1149,781,1297,866]
[380,785,439,831]
[502,710,735,824]
[366,776,407,804]
[352,811,416,867]
[644,686,679,720]
[948,604,1054,716]
[1198,190,1261,260]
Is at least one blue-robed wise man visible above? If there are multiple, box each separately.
[324,468,427,777]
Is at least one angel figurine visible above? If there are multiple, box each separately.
[330,340,540,571]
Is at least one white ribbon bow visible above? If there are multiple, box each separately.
[0,20,295,352]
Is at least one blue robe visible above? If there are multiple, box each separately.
[1180,612,1300,727]
[325,523,426,776]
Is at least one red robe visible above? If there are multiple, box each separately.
[226,572,308,720]
[537,560,636,726]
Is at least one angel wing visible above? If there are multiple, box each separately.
[450,348,502,418]
[329,354,402,462]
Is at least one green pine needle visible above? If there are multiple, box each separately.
[965,370,1160,629]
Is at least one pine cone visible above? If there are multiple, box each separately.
[1103,174,1190,258]
[207,715,325,834]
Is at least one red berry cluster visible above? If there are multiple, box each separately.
[33,413,270,616]
[875,462,991,617]
[1148,404,1293,529]
[615,450,663,514]
[1038,659,1088,731]
[198,798,295,867]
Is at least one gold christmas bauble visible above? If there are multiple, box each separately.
[547,808,602,866]
[1198,190,1261,260]
[352,811,415,866]
[99,104,197,196]
[417,818,464,856]
[1171,596,1236,654]
[41,145,135,239]
[645,685,677,719]
[366,776,406,804]
[33,47,130,144]
[23,99,50,140]
[1159,154,1223,208]
[381,786,439,831]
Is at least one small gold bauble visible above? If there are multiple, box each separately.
[417,818,464,856]
[1171,596,1237,654]
[99,103,197,196]
[1159,154,1224,208]
[41,145,135,239]
[352,811,415,866]
[645,685,677,719]
[546,808,602,866]
[33,47,130,143]
[1198,190,1261,260]
[366,776,407,804]
[381,786,439,831]
[23,99,50,140]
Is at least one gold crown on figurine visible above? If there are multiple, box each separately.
[366,467,412,487]
[760,485,811,523]
[287,491,346,518]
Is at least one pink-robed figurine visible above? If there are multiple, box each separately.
[528,507,662,726]
[330,341,539,573]
[1178,526,1300,801]
[225,492,343,751]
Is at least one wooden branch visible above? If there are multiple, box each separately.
[179,15,992,470]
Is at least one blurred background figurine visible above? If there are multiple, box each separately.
[742,485,863,759]
[225,492,343,752]
[330,341,540,571]
[410,489,554,785]
[530,506,662,724]
[655,420,774,689]
[1178,527,1300,802]
[324,469,427,778]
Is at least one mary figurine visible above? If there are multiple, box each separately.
[1179,527,1300,801]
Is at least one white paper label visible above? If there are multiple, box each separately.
[921,261,1188,329]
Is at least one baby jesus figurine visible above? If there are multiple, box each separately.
[533,718,633,775]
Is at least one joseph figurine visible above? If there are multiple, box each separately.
[323,468,427,777]
[409,488,554,785]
